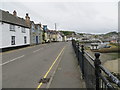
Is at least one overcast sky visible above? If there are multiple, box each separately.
[0,0,118,34]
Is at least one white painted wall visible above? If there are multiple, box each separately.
[0,11,2,90]
[0,22,30,48]
[67,37,73,41]
[64,36,67,41]
[0,22,2,49]
[57,34,63,41]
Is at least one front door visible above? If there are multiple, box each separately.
[36,36,38,45]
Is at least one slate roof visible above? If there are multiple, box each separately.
[35,24,42,29]
[0,9,29,28]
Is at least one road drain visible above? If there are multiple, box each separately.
[39,78,50,84]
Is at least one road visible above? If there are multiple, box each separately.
[2,42,67,88]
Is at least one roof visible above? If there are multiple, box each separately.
[35,24,42,29]
[0,9,29,28]
[34,24,38,29]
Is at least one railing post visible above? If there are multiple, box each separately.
[77,42,80,65]
[74,41,76,51]
[94,53,101,90]
[81,45,84,78]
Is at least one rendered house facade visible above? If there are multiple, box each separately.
[30,21,37,45]
[57,32,63,42]
[0,10,30,49]
[35,24,43,44]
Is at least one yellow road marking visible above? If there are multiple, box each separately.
[36,46,66,89]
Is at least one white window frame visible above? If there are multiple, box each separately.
[24,36,27,44]
[11,36,15,45]
[10,24,15,31]
[21,27,26,33]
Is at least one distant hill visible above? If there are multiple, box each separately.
[105,31,118,36]
[101,31,118,37]
[59,31,75,36]
[59,31,119,37]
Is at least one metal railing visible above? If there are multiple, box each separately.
[72,39,120,90]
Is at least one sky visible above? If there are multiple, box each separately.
[0,0,119,34]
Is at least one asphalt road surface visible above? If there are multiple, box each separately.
[2,42,67,88]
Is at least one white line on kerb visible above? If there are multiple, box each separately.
[1,55,25,66]
[33,48,43,53]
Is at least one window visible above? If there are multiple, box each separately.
[10,24,15,31]
[32,28,35,32]
[32,25,35,32]
[11,36,15,45]
[21,27,26,33]
[1,22,4,24]
[33,36,35,41]
[24,36,27,44]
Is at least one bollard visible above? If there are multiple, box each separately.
[81,45,84,79]
[94,53,101,90]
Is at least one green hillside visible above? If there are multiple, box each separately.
[59,31,75,36]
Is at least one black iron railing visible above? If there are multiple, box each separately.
[72,39,120,90]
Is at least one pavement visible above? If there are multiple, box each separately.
[1,41,86,89]
[49,42,86,88]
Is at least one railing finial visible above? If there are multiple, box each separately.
[95,52,100,59]
[81,44,84,48]
[81,45,84,54]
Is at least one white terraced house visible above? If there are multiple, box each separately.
[0,10,30,50]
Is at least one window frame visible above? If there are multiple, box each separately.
[24,36,27,44]
[11,36,15,45]
[21,27,26,33]
[10,24,15,31]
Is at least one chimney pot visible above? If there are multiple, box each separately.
[26,13,28,16]
[13,10,17,16]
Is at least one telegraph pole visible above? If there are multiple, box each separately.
[55,23,57,31]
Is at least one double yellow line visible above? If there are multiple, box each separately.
[36,46,66,89]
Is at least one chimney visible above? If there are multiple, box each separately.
[13,10,17,16]
[25,13,30,19]
[39,22,42,27]
[6,11,9,13]
[25,13,30,27]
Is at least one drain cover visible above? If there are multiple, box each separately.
[39,78,50,84]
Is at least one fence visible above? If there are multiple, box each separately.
[72,39,120,90]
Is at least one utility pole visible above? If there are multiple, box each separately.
[55,23,57,31]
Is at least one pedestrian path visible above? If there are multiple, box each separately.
[49,42,86,88]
